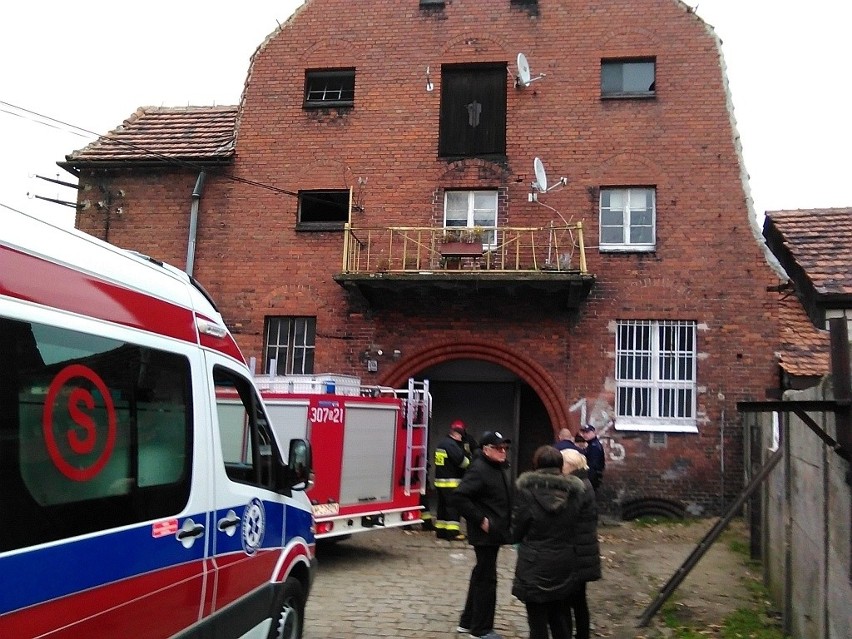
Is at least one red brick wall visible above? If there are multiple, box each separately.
[75,0,780,514]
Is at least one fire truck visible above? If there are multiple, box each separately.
[220,374,430,540]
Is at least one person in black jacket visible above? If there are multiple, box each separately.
[560,448,602,639]
[433,420,472,540]
[511,445,587,639]
[451,431,513,639]
[579,424,605,494]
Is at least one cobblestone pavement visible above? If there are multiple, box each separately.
[302,518,752,639]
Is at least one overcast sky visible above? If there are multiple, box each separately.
[2,1,849,229]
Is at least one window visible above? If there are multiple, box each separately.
[439,64,507,158]
[0,317,192,552]
[649,432,668,447]
[599,187,656,251]
[214,367,277,490]
[304,69,355,108]
[298,189,350,226]
[444,190,498,246]
[263,317,316,376]
[615,320,697,432]
[601,59,655,97]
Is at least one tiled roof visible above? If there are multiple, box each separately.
[777,295,830,378]
[764,208,852,296]
[65,106,238,164]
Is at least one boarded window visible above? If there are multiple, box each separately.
[439,64,507,158]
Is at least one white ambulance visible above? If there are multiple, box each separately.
[0,212,316,639]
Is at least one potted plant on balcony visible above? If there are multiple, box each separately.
[440,227,485,258]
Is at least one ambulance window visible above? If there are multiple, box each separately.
[214,367,276,491]
[0,317,192,553]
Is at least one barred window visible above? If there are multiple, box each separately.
[615,320,697,432]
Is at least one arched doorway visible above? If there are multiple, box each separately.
[384,340,569,477]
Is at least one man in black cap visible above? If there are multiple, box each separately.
[433,419,471,540]
[580,425,605,495]
[451,431,513,639]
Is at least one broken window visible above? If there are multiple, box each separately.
[304,69,355,108]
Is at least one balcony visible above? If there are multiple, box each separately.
[333,224,595,308]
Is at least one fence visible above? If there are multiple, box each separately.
[340,223,587,274]
[744,380,852,638]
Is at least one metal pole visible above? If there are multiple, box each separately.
[636,446,783,627]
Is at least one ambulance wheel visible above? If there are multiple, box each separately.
[271,577,305,639]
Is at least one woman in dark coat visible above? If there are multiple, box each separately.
[560,448,602,639]
[511,445,587,639]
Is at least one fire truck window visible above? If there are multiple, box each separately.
[0,316,192,553]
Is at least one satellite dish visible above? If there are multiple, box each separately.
[533,157,548,192]
[517,53,532,87]
[516,52,546,88]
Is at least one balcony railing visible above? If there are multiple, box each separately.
[341,223,588,275]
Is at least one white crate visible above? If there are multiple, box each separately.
[255,373,362,395]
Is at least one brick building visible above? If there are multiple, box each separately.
[63,0,781,515]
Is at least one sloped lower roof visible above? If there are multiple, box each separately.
[64,106,238,165]
[777,295,830,378]
[764,208,852,297]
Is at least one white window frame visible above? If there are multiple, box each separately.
[599,187,656,252]
[615,320,697,433]
[443,190,498,248]
[263,316,316,376]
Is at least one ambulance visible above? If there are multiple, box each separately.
[0,212,316,639]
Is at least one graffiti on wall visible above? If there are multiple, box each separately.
[569,379,625,462]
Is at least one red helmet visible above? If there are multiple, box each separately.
[450,419,466,432]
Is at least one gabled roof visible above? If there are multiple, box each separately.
[763,208,852,298]
[63,106,238,167]
[777,295,830,378]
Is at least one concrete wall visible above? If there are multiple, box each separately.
[749,379,852,638]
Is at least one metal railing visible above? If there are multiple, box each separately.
[341,223,587,274]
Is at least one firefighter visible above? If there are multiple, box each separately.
[433,419,471,540]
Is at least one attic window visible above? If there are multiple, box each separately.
[601,58,656,98]
[419,0,445,6]
[304,69,355,108]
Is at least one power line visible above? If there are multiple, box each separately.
[0,99,300,199]
[0,101,93,139]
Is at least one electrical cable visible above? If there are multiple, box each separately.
[0,99,300,198]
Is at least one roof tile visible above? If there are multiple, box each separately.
[66,106,238,163]
[765,208,852,295]
[777,295,830,377]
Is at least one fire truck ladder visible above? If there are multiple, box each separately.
[403,378,430,496]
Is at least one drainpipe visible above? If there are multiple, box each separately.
[186,171,207,276]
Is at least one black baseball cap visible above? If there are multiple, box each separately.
[479,431,512,447]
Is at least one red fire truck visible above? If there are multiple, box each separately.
[221,375,430,540]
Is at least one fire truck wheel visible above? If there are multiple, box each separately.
[272,577,306,639]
